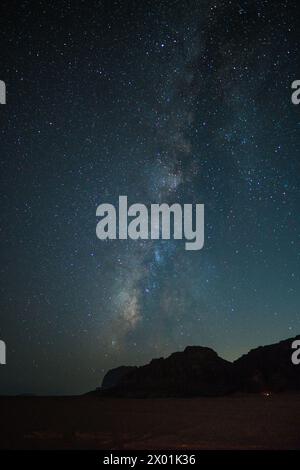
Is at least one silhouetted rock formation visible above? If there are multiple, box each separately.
[101,346,238,397]
[234,335,300,392]
[102,366,137,390]
[97,335,300,397]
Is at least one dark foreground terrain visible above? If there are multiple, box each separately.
[0,393,300,449]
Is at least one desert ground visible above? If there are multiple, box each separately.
[0,393,300,449]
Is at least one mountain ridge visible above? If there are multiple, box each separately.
[95,335,300,397]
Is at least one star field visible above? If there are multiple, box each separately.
[0,0,299,394]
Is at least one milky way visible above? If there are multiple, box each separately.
[0,0,299,394]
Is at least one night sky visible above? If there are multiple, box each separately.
[0,0,299,395]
